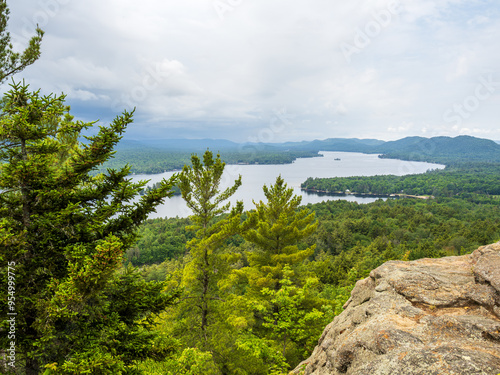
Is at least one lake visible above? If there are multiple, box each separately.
[131,151,445,219]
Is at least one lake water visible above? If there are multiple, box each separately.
[131,152,445,219]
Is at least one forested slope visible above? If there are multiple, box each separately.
[132,174,500,373]
[2,2,499,373]
[104,141,318,174]
[302,163,500,197]
[102,135,500,174]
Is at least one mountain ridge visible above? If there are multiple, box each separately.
[119,135,500,164]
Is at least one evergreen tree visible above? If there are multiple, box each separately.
[259,265,325,359]
[177,150,243,345]
[0,82,179,373]
[229,176,322,369]
[0,0,43,83]
[243,175,318,292]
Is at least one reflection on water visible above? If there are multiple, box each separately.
[302,190,391,199]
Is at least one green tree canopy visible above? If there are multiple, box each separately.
[224,176,322,371]
[243,175,318,292]
[177,150,244,345]
[0,82,178,373]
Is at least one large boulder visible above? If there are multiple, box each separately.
[292,242,500,375]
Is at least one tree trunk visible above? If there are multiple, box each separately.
[201,266,209,341]
[200,241,210,341]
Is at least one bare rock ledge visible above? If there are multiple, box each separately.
[292,242,500,375]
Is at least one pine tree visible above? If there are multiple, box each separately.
[243,175,318,292]
[230,176,322,369]
[0,82,179,373]
[259,265,325,359]
[177,150,243,345]
[0,0,43,83]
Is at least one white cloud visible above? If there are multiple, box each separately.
[388,121,414,133]
[6,0,500,141]
[70,89,103,101]
[335,103,348,115]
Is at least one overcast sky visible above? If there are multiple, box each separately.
[7,0,500,142]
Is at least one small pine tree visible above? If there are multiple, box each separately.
[230,176,322,369]
[177,150,243,345]
[243,175,318,293]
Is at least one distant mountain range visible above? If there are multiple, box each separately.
[119,135,500,164]
[371,136,500,163]
[118,138,240,152]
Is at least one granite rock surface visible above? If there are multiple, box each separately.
[292,242,500,375]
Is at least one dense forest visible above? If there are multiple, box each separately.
[122,142,500,373]
[102,146,319,175]
[302,162,500,198]
[101,135,500,175]
[131,196,500,269]
[124,156,500,374]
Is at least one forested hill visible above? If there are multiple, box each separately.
[280,135,500,164]
[375,135,500,164]
[106,139,318,174]
[299,136,500,199]
[108,135,500,174]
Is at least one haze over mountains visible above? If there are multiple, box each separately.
[119,135,500,164]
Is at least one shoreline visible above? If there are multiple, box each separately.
[301,188,434,200]
[128,151,445,176]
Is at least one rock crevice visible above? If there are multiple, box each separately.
[293,242,500,375]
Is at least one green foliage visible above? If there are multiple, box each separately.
[259,266,327,361]
[220,177,327,370]
[127,217,194,266]
[306,197,500,286]
[233,333,288,375]
[140,181,181,196]
[242,175,318,290]
[317,282,354,316]
[0,1,44,83]
[0,82,179,373]
[42,349,125,374]
[179,150,242,226]
[302,163,500,197]
[175,150,244,345]
[131,348,219,375]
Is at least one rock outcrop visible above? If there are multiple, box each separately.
[293,242,500,375]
